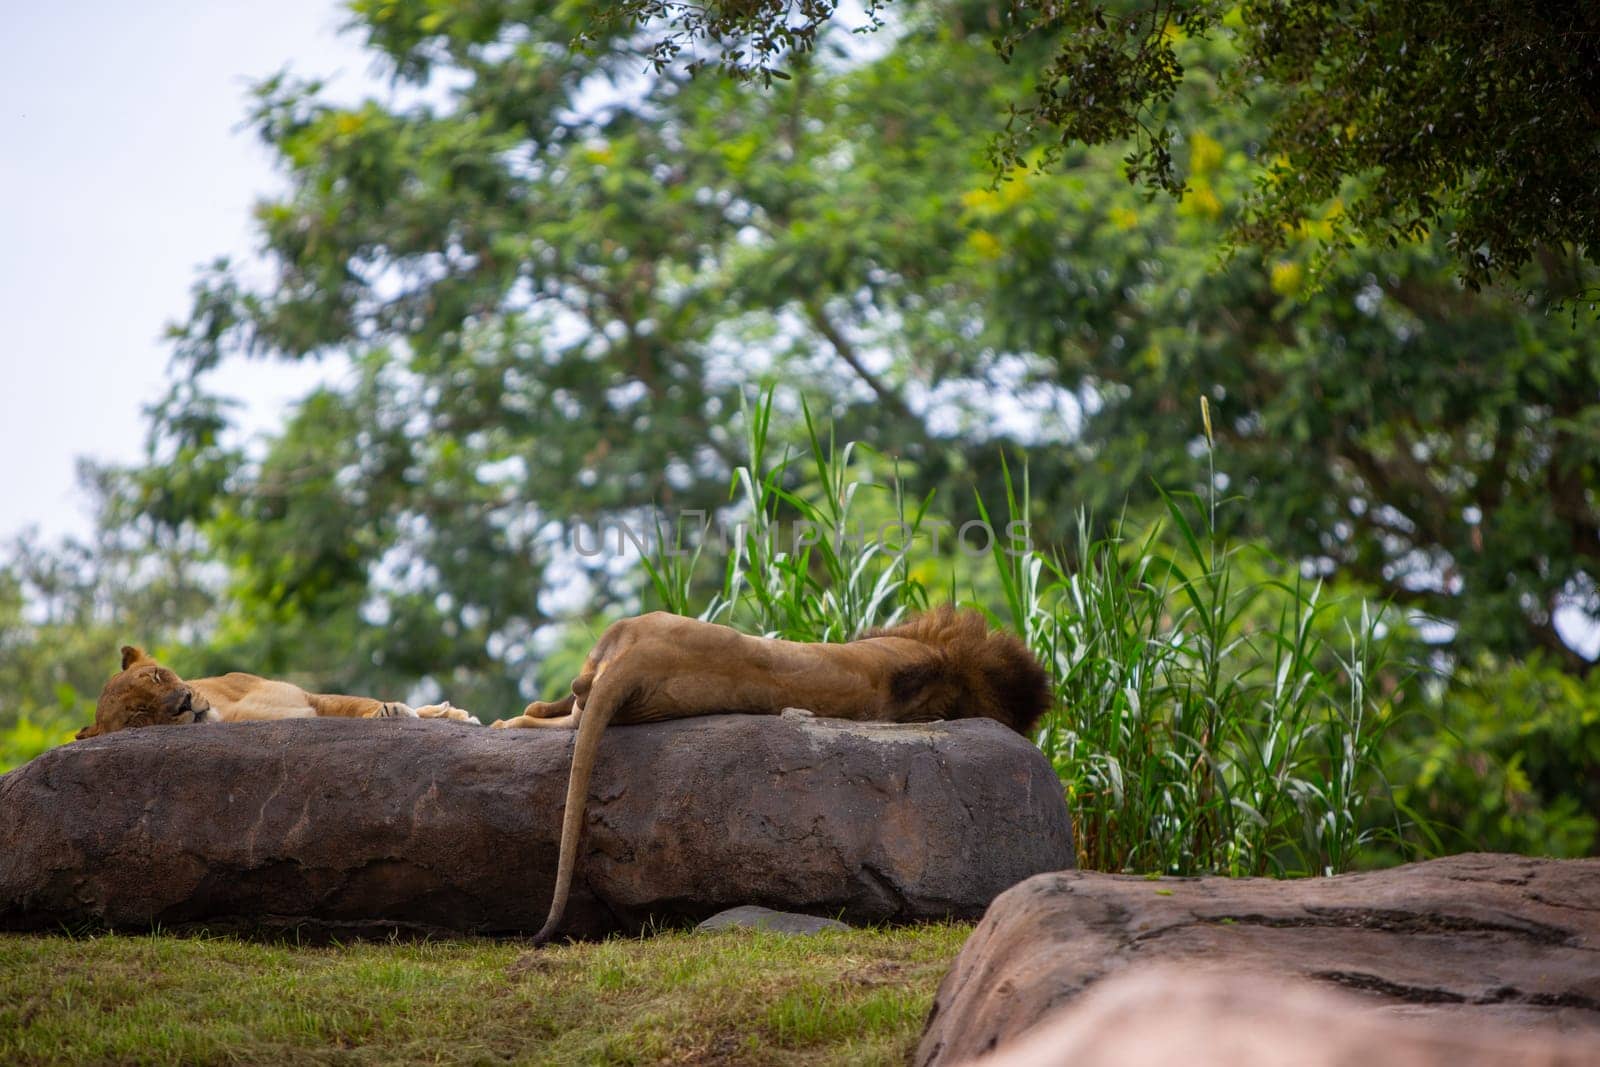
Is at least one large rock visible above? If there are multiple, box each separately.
[0,714,1071,938]
[918,854,1600,1067]
[960,965,1600,1067]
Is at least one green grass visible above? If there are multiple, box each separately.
[0,924,969,1066]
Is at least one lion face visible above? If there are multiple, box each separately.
[76,646,216,740]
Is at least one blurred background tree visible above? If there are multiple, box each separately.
[599,0,1600,293]
[2,0,1595,858]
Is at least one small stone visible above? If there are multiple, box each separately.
[695,905,851,934]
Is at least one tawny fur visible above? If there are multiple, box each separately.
[76,645,476,739]
[491,605,1052,945]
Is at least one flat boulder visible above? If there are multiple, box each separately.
[0,714,1071,939]
[918,854,1600,1067]
[961,964,1600,1067]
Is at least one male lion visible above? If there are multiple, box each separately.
[75,645,478,739]
[490,605,1052,945]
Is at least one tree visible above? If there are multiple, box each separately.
[0,462,214,738]
[593,0,1600,294]
[132,1,1032,705]
[945,24,1600,673]
[121,0,1596,705]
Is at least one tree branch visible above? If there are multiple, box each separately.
[1337,440,1458,552]
[802,297,916,422]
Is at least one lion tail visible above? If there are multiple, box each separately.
[532,685,622,947]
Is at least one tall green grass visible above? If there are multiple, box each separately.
[641,392,1406,877]
[642,394,931,639]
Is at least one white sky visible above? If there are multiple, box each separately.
[0,0,375,543]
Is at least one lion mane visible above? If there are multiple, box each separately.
[863,605,1052,737]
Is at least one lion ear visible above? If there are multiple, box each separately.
[75,723,102,741]
[120,645,150,670]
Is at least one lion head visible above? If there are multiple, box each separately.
[76,646,216,740]
[864,605,1054,736]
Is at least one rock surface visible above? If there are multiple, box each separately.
[0,714,1071,938]
[918,854,1600,1067]
[695,905,851,934]
[961,964,1600,1067]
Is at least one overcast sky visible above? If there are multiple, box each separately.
[0,0,376,543]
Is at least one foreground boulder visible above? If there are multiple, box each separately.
[0,715,1071,938]
[918,854,1600,1067]
[962,964,1600,1067]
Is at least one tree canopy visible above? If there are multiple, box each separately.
[94,0,1593,704]
[596,0,1600,294]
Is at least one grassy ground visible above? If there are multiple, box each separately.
[0,924,970,1066]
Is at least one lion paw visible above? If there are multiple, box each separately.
[780,707,817,720]
[416,701,481,725]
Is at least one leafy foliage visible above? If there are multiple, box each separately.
[1384,655,1600,858]
[571,0,885,85]
[993,1,1600,294]
[112,0,1596,704]
[608,0,1600,292]
[0,717,78,773]
[971,115,1600,674]
[0,466,215,748]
